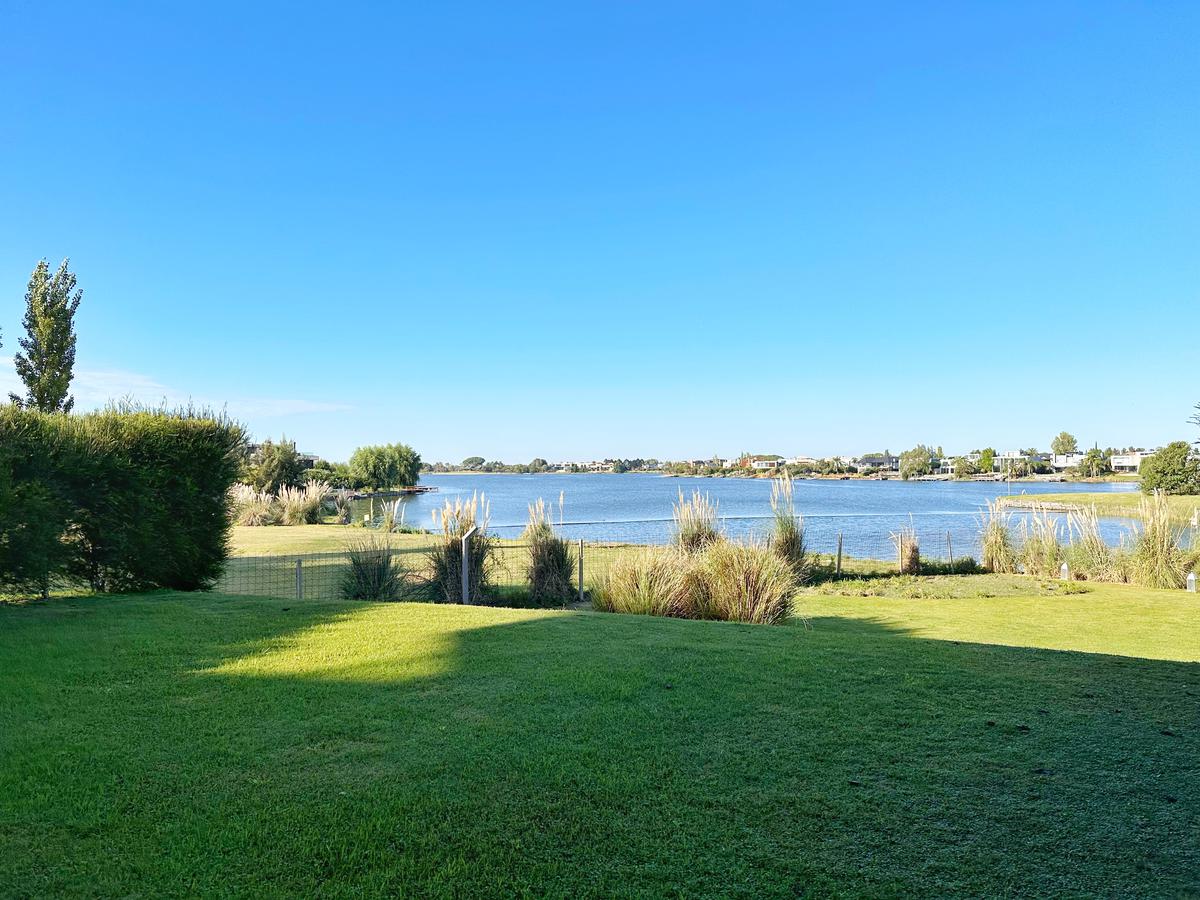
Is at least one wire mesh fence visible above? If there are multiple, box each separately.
[213,519,1001,604]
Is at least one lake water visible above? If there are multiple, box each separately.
[370,475,1143,560]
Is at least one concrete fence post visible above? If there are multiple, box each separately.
[835,532,843,577]
[1188,572,1196,593]
[1060,562,1069,581]
[295,558,304,601]
[461,525,478,604]
[578,539,585,603]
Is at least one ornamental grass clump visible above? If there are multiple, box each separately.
[1018,508,1064,578]
[978,500,1017,574]
[229,483,278,527]
[276,481,330,526]
[340,535,409,601]
[593,547,698,617]
[673,490,721,552]
[1065,505,1122,583]
[523,495,576,607]
[891,525,920,575]
[699,540,796,625]
[769,472,809,582]
[1129,491,1186,589]
[332,490,354,525]
[427,492,494,602]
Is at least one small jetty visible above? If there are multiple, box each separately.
[352,486,438,500]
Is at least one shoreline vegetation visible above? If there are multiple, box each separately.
[428,468,1139,483]
[999,492,1200,524]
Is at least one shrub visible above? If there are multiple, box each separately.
[673,490,721,552]
[593,547,697,617]
[699,540,796,624]
[523,497,576,606]
[1018,508,1063,578]
[891,525,920,575]
[979,500,1017,573]
[340,536,409,601]
[0,404,245,595]
[1139,441,1200,495]
[769,472,809,582]
[918,556,982,575]
[1129,491,1186,589]
[426,492,494,602]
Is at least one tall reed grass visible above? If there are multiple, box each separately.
[593,547,698,617]
[1018,507,1064,578]
[673,490,721,552]
[1065,505,1122,582]
[891,525,920,575]
[229,483,278,526]
[1129,491,1186,589]
[769,472,809,582]
[276,481,330,526]
[978,500,1017,574]
[523,495,576,606]
[699,540,796,624]
[340,535,409,601]
[427,492,494,602]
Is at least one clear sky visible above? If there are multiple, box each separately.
[2,2,1197,463]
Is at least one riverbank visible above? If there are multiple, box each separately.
[998,491,1200,524]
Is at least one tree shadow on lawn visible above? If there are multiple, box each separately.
[2,595,1197,897]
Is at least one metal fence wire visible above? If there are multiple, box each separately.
[213,520,1002,604]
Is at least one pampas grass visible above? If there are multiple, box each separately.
[276,481,330,526]
[340,535,408,601]
[979,500,1017,574]
[1129,491,1186,589]
[699,540,796,624]
[891,524,920,575]
[769,472,809,582]
[1065,505,1122,582]
[524,495,576,606]
[673,490,721,552]
[229,483,278,526]
[1018,507,1064,578]
[593,547,697,617]
[426,492,494,602]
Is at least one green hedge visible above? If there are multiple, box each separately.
[0,406,245,597]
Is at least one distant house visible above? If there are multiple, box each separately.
[1050,453,1086,471]
[784,456,818,468]
[1111,449,1157,473]
[752,458,783,470]
[855,453,899,471]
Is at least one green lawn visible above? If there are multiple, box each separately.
[999,491,1200,523]
[2,587,1197,896]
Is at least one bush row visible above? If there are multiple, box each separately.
[0,405,245,597]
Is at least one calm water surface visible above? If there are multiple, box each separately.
[375,474,1141,559]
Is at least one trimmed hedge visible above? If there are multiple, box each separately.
[0,405,245,597]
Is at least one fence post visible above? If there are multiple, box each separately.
[1060,562,1070,581]
[461,525,478,604]
[835,532,843,577]
[946,531,953,566]
[1188,572,1196,593]
[295,558,303,601]
[578,539,585,603]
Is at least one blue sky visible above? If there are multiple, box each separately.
[2,2,1197,463]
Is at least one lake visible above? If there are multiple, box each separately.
[369,474,1141,560]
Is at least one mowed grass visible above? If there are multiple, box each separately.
[2,590,1197,896]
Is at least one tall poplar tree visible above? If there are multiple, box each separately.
[11,259,82,412]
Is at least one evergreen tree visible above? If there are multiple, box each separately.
[11,259,82,412]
